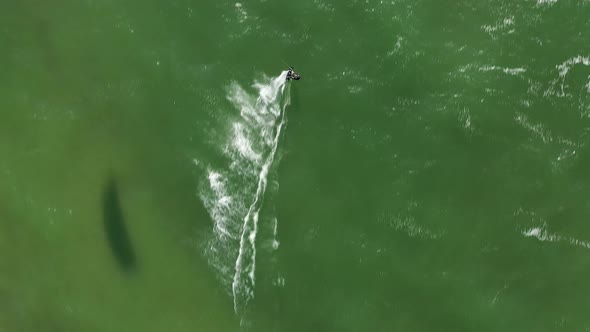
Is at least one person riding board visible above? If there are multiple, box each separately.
[286,66,301,81]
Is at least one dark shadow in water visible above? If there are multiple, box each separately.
[102,177,137,271]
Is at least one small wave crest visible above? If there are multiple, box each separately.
[546,55,590,97]
[522,224,590,250]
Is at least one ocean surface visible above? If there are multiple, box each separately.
[2,0,590,331]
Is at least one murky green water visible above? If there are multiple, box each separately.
[2,0,590,331]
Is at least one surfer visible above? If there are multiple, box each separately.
[286,67,301,81]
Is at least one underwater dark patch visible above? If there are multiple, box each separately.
[102,177,137,271]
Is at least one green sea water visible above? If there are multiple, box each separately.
[2,0,590,331]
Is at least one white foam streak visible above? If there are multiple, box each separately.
[208,171,224,191]
[458,64,527,76]
[536,0,558,6]
[522,224,590,250]
[272,217,280,250]
[199,71,290,316]
[205,170,233,238]
[232,72,289,313]
[478,66,526,76]
[232,123,262,162]
[481,16,515,38]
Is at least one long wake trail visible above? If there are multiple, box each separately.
[232,82,290,312]
[198,71,291,316]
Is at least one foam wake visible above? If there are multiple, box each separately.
[198,71,290,315]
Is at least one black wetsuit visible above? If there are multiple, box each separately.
[286,68,300,81]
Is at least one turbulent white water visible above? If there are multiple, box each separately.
[198,71,290,314]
